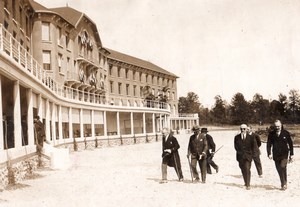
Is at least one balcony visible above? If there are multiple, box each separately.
[0,24,169,111]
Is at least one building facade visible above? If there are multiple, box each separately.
[0,0,198,185]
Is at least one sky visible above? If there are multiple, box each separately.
[36,0,300,108]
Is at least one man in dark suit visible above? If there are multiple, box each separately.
[201,128,219,174]
[234,124,258,190]
[187,125,208,183]
[267,120,294,191]
[248,125,263,178]
[161,127,183,183]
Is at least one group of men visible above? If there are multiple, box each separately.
[161,125,219,184]
[160,119,294,191]
[234,120,294,190]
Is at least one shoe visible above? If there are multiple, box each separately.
[202,181,206,184]
[246,186,251,190]
[207,171,212,174]
[216,166,219,173]
[280,185,287,191]
[179,178,184,182]
[159,179,168,184]
[259,175,263,178]
[194,178,200,182]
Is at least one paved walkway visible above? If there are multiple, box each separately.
[0,131,299,207]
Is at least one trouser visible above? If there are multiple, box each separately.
[207,155,218,174]
[253,156,263,176]
[161,163,183,180]
[275,159,288,187]
[191,157,207,182]
[238,159,252,187]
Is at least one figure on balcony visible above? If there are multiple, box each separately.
[79,68,85,83]
[89,72,97,88]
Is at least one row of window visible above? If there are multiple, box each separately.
[4,0,32,38]
[42,50,71,72]
[108,64,175,87]
[42,22,71,49]
[109,81,176,100]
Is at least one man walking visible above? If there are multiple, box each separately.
[202,128,219,174]
[248,126,263,178]
[187,125,208,183]
[161,127,183,183]
[267,120,294,191]
[234,124,258,190]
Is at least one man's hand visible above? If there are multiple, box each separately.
[164,149,171,154]
[186,154,190,159]
[268,155,272,160]
[289,156,294,163]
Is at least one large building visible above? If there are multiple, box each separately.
[0,0,198,186]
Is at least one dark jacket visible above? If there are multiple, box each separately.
[267,129,294,161]
[250,132,261,157]
[234,133,258,162]
[162,134,182,168]
[188,133,208,159]
[206,134,216,156]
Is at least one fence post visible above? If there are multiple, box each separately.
[120,134,123,145]
[145,134,149,143]
[133,134,136,144]
[156,133,158,142]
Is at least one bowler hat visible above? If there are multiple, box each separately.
[201,128,208,133]
[192,125,200,131]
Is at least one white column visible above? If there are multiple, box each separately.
[0,76,3,150]
[116,111,120,136]
[143,112,146,134]
[152,113,155,133]
[91,110,95,138]
[58,105,63,142]
[27,88,34,146]
[0,25,3,51]
[80,108,83,138]
[196,118,199,126]
[45,99,50,141]
[164,115,167,128]
[37,94,42,119]
[69,107,73,139]
[170,118,173,130]
[159,114,162,131]
[130,112,134,135]
[13,81,22,147]
[51,102,56,145]
[103,111,107,137]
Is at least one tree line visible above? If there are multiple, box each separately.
[178,89,300,125]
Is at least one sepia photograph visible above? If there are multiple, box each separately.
[0,0,299,206]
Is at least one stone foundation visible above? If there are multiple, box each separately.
[0,154,50,190]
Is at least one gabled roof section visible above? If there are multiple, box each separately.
[51,7,83,27]
[50,6,102,47]
[106,48,178,78]
[29,0,49,11]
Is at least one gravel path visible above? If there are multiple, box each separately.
[0,130,299,207]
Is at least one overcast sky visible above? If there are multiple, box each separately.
[37,0,300,107]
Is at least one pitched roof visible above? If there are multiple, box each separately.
[106,48,178,78]
[51,7,83,27]
[29,0,49,11]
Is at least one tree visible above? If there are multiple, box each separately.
[229,92,251,125]
[211,95,227,125]
[251,93,270,124]
[287,89,300,123]
[178,92,202,113]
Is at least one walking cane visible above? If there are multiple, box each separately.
[187,155,194,182]
[173,153,180,181]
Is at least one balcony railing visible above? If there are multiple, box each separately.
[0,24,169,110]
[171,113,199,118]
